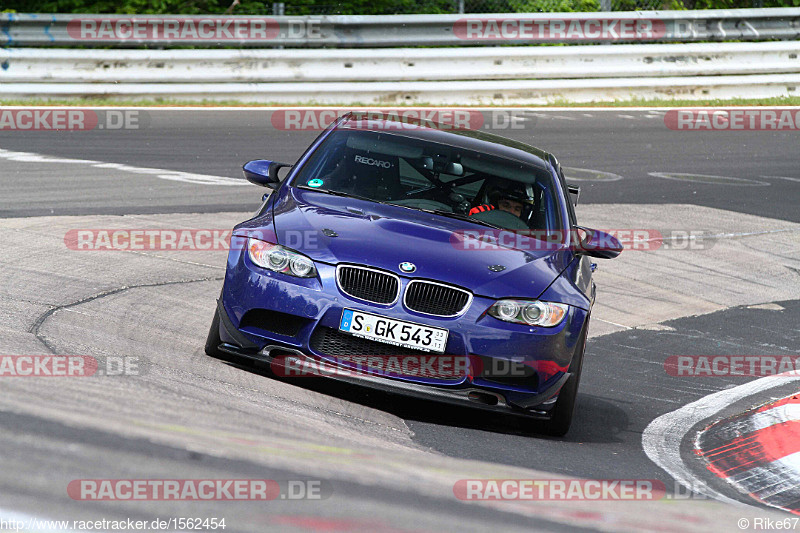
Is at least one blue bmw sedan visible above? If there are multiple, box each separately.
[206,113,621,436]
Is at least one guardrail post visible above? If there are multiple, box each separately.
[272,2,285,16]
[457,0,465,14]
[600,0,612,10]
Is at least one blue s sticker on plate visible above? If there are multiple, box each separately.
[308,179,324,188]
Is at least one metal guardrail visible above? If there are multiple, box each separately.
[1,74,798,104]
[2,10,798,103]
[2,42,798,83]
[2,9,800,47]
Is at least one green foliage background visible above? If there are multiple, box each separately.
[2,0,798,13]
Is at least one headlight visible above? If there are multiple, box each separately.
[248,237,317,278]
[488,299,568,327]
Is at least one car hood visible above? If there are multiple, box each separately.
[236,187,573,300]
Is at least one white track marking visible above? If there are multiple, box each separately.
[725,452,800,507]
[702,397,800,515]
[761,175,800,183]
[774,452,800,477]
[746,403,800,433]
[749,304,788,311]
[733,451,800,486]
[643,372,800,505]
[562,167,624,182]
[702,403,800,444]
[595,317,633,329]
[0,148,246,186]
[649,172,771,186]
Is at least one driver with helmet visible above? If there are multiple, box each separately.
[468,180,535,225]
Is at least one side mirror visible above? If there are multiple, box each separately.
[567,185,580,206]
[242,160,292,189]
[575,226,623,259]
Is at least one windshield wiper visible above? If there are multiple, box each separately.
[298,186,384,204]
[422,209,502,230]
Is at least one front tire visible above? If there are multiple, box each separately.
[535,318,588,437]
[539,372,579,437]
[204,305,256,368]
[204,307,223,357]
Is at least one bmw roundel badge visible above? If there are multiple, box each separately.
[399,262,416,273]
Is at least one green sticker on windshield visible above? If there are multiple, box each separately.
[308,179,324,188]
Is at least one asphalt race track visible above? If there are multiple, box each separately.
[1,108,799,221]
[1,108,799,532]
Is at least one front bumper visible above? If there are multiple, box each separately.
[215,325,570,419]
[216,245,588,416]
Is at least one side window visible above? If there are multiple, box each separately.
[298,137,345,182]
[558,166,578,227]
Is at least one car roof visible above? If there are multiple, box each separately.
[337,113,552,171]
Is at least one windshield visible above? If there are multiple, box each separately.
[291,129,563,232]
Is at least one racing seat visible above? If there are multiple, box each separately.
[324,148,403,202]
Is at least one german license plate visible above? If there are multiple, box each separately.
[339,309,448,353]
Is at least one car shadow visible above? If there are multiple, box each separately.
[227,357,629,442]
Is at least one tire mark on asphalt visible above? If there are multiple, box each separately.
[28,276,224,354]
[654,253,780,290]
[23,278,413,437]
